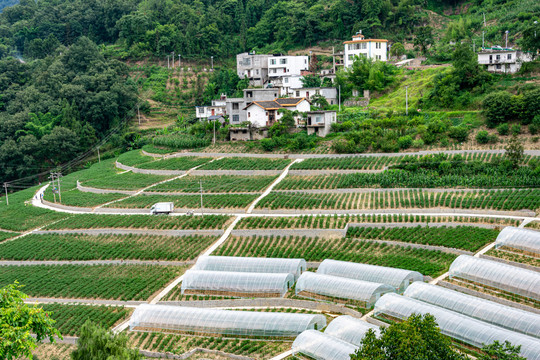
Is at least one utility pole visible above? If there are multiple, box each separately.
[137,104,141,125]
[483,13,486,27]
[57,172,62,203]
[482,31,485,49]
[178,54,181,69]
[49,172,56,203]
[171,51,175,67]
[167,55,170,69]
[405,86,409,115]
[213,120,216,145]
[338,85,341,112]
[199,180,204,216]
[97,147,101,163]
[505,30,509,49]
[3,183,8,206]
[211,56,214,71]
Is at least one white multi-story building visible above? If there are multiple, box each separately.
[477,48,533,74]
[343,31,388,68]
[290,87,338,105]
[195,96,227,120]
[268,55,309,78]
[236,52,271,86]
[244,98,310,128]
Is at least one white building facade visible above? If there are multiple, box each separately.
[268,55,309,79]
[477,48,533,74]
[195,97,227,120]
[244,98,310,128]
[306,111,337,137]
[344,32,388,68]
[236,52,271,86]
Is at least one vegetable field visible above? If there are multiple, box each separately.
[153,134,210,149]
[129,331,288,359]
[290,156,404,170]
[0,264,184,300]
[82,171,172,190]
[236,214,518,229]
[257,189,540,211]
[42,304,131,335]
[200,157,291,170]
[346,226,499,252]
[107,194,258,209]
[117,151,155,166]
[44,189,125,208]
[0,233,217,261]
[214,235,456,276]
[487,249,540,268]
[46,214,231,230]
[150,175,277,193]
[0,231,18,242]
[137,156,213,171]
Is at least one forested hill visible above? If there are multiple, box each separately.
[0,0,18,12]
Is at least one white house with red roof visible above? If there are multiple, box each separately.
[344,31,388,67]
[244,98,310,128]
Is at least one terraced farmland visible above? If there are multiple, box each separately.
[107,193,258,209]
[199,157,291,170]
[150,175,277,193]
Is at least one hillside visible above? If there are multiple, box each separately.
[0,0,17,12]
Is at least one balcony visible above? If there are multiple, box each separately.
[478,58,515,65]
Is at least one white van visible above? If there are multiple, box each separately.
[150,202,174,215]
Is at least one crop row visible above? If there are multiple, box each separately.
[107,194,258,209]
[0,231,18,242]
[200,157,291,170]
[277,168,540,189]
[137,156,213,171]
[44,189,125,208]
[346,226,499,252]
[82,171,172,190]
[152,134,210,149]
[129,331,287,358]
[214,235,457,277]
[41,304,131,336]
[151,175,277,193]
[0,264,184,300]
[0,233,217,261]
[487,249,540,268]
[236,214,519,230]
[117,150,155,166]
[46,214,231,230]
[257,189,540,211]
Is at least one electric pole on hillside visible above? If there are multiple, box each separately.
[213,120,216,145]
[505,30,509,49]
[482,31,485,49]
[211,56,214,71]
[49,172,57,203]
[56,172,63,203]
[405,86,409,115]
[3,183,8,206]
[171,51,175,67]
[167,55,170,69]
[178,54,181,69]
[199,180,204,216]
[97,146,101,163]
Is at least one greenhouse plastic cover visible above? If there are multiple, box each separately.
[374,294,540,360]
[194,256,306,279]
[292,330,359,360]
[317,259,423,291]
[495,226,540,255]
[449,255,540,301]
[324,316,380,345]
[181,270,295,297]
[404,282,540,338]
[296,272,394,306]
[130,304,326,337]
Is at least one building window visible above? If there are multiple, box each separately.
[248,112,251,118]
[296,91,300,97]
[256,69,259,75]
[232,103,239,110]
[496,54,501,60]
[284,78,289,83]
[348,44,352,50]
[198,108,204,114]
[507,54,512,60]
[270,59,276,65]
[362,43,367,49]
[232,115,239,122]
[243,58,251,66]
[280,58,287,64]
[376,42,381,49]
[496,64,501,70]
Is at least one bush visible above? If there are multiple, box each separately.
[496,123,509,136]
[511,124,521,135]
[260,138,275,152]
[482,91,513,127]
[475,130,490,144]
[398,135,413,149]
[448,125,469,142]
[412,139,424,148]
[529,116,540,135]
[332,139,356,154]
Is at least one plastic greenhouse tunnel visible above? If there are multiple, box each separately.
[324,315,380,346]
[181,270,295,297]
[374,294,540,360]
[129,304,327,338]
[448,255,540,301]
[193,256,306,279]
[295,272,395,308]
[292,330,359,360]
[404,282,540,338]
[317,259,423,292]
[495,226,540,255]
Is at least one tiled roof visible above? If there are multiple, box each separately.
[344,39,388,44]
[275,98,304,106]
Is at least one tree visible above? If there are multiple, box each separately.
[520,22,540,58]
[348,56,397,92]
[71,321,142,360]
[390,42,405,58]
[414,26,434,55]
[310,94,329,110]
[352,313,466,360]
[300,74,321,88]
[479,341,526,360]
[0,282,61,360]
[505,133,524,168]
[482,91,513,127]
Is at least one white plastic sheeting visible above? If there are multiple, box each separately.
[317,259,423,292]
[181,270,294,297]
[292,330,359,360]
[324,316,380,345]
[194,256,306,279]
[495,226,540,255]
[374,294,540,360]
[404,282,540,339]
[295,272,394,307]
[130,304,326,337]
[448,255,540,301]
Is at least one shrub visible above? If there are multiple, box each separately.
[529,116,540,135]
[332,139,356,154]
[448,125,469,142]
[511,124,521,135]
[475,130,490,144]
[398,135,413,149]
[412,139,424,148]
[496,123,509,136]
[482,91,513,127]
[260,138,275,151]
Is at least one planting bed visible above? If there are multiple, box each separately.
[42,303,132,336]
[150,175,277,193]
[236,214,518,230]
[107,194,258,209]
[257,189,540,211]
[128,331,289,359]
[200,157,291,170]
[0,233,217,261]
[486,249,540,268]
[346,226,499,252]
[290,156,404,170]
[137,156,213,170]
[0,264,184,300]
[46,214,231,230]
[117,150,155,166]
[0,231,18,242]
[44,188,125,208]
[214,235,456,277]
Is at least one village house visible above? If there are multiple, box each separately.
[268,55,309,79]
[244,98,310,128]
[195,95,227,120]
[236,52,271,86]
[343,31,388,68]
[306,111,337,137]
[477,47,533,74]
[290,87,338,105]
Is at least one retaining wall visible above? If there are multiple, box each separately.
[116,161,187,176]
[77,181,137,195]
